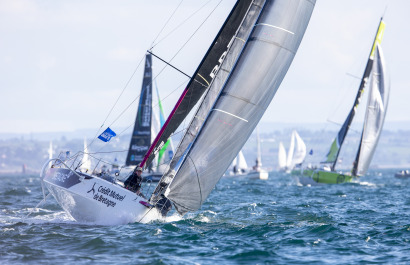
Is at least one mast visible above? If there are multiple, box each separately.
[322,18,386,171]
[140,0,254,169]
[125,53,153,166]
[256,127,262,168]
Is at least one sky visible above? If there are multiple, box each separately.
[0,0,408,135]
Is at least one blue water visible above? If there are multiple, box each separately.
[1,169,410,264]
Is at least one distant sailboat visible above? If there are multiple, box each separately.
[39,0,315,224]
[231,150,248,175]
[79,138,91,173]
[47,141,53,168]
[124,53,173,182]
[48,142,53,160]
[245,127,269,180]
[278,130,306,172]
[294,18,389,185]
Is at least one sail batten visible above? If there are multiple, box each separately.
[163,0,316,215]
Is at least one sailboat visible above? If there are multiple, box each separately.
[278,130,306,172]
[245,127,269,179]
[124,53,174,182]
[294,18,389,185]
[230,150,248,176]
[39,0,316,224]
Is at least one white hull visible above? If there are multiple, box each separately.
[42,168,160,225]
[245,169,269,180]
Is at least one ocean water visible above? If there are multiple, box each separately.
[1,169,410,264]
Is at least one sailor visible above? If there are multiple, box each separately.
[124,166,143,194]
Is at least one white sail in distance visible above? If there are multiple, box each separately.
[79,138,91,173]
[290,130,306,168]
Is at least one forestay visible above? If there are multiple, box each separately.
[163,0,316,215]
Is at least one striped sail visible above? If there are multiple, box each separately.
[161,0,316,215]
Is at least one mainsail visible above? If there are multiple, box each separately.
[125,54,153,166]
[352,44,389,176]
[157,0,316,215]
[322,19,386,170]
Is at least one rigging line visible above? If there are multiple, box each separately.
[87,54,147,150]
[102,58,187,141]
[89,1,221,153]
[111,78,188,138]
[151,0,214,49]
[150,0,184,49]
[91,78,187,156]
[148,51,192,79]
[166,0,223,64]
[88,1,183,150]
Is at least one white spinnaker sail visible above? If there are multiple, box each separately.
[355,44,389,176]
[292,130,306,166]
[278,142,287,170]
[165,0,316,214]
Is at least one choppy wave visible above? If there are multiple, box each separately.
[1,169,410,264]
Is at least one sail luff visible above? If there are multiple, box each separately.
[140,0,255,169]
[166,0,316,215]
[322,19,386,170]
[352,44,389,176]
